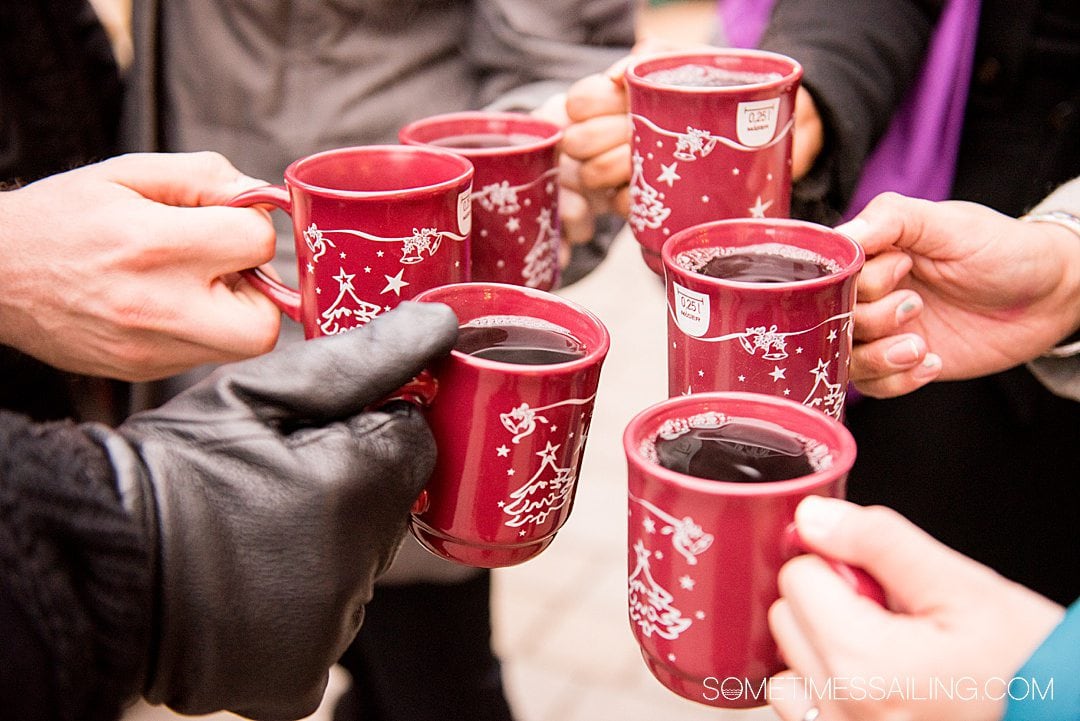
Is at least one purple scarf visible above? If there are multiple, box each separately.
[720,0,981,217]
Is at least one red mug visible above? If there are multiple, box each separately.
[228,145,473,336]
[663,218,864,420]
[410,282,610,568]
[399,111,563,290]
[623,392,883,708]
[625,49,802,275]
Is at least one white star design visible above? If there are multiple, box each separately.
[695,610,706,620]
[656,162,681,187]
[507,469,515,476]
[827,329,839,342]
[315,287,322,295]
[381,269,410,296]
[496,445,510,457]
[307,262,315,274]
[732,167,740,176]
[364,266,372,273]
[376,250,385,258]
[643,518,657,533]
[505,216,521,233]
[795,347,804,354]
[738,374,746,382]
[748,195,774,218]
[769,365,787,382]
[340,252,347,259]
[679,575,696,590]
[538,441,560,465]
[697,369,704,377]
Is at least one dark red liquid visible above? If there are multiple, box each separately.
[428,132,545,149]
[695,251,831,282]
[654,422,814,482]
[455,318,586,365]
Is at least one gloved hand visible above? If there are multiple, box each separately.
[86,301,458,720]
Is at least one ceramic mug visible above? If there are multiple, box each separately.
[623,392,884,708]
[409,282,609,568]
[625,49,802,275]
[399,111,563,290]
[663,218,864,420]
[228,145,474,337]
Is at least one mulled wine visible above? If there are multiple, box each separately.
[654,420,815,483]
[428,132,546,149]
[643,63,783,88]
[455,315,586,365]
[678,243,839,283]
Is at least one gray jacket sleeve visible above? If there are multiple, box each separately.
[469,0,636,111]
[1024,177,1080,402]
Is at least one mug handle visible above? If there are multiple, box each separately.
[368,368,440,516]
[228,185,303,323]
[783,523,888,607]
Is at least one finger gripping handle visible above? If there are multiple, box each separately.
[227,186,303,323]
[783,523,888,607]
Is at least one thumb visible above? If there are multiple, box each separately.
[215,301,459,422]
[793,496,989,613]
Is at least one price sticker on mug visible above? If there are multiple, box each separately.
[736,98,781,147]
[673,281,710,338]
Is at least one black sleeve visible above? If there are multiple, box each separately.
[758,0,943,222]
[0,411,151,721]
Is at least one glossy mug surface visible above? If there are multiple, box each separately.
[229,145,474,337]
[623,392,866,708]
[625,49,802,275]
[411,283,609,567]
[400,112,563,290]
[663,218,863,420]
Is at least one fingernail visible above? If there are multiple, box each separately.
[912,353,942,380]
[796,496,852,542]
[884,337,921,366]
[895,296,920,323]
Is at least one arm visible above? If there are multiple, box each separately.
[0,152,281,381]
[2,302,459,719]
[469,0,636,113]
[758,0,941,222]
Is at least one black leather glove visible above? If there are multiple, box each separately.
[87,301,457,720]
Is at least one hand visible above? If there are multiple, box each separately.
[0,152,281,381]
[88,302,458,719]
[842,192,1080,397]
[768,496,1064,721]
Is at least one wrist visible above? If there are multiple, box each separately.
[1019,211,1080,356]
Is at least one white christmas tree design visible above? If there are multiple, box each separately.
[521,207,559,288]
[629,151,672,233]
[501,442,576,528]
[628,540,693,640]
[802,358,846,419]
[319,267,383,335]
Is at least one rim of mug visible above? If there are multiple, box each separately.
[398,111,564,158]
[283,144,474,198]
[661,217,865,290]
[625,47,804,94]
[623,391,857,497]
[411,282,611,374]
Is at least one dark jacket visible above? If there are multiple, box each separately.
[762,0,1080,605]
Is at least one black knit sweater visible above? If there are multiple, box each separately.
[0,411,151,721]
